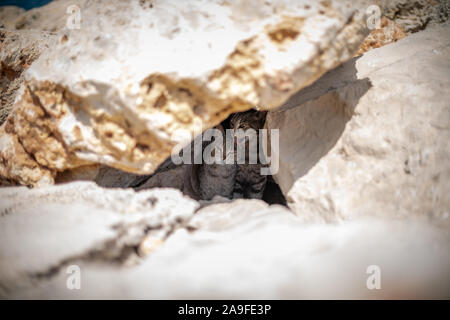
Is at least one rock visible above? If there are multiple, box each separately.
[54,164,101,184]
[188,198,293,231]
[0,0,372,186]
[379,0,449,34]
[1,1,449,300]
[137,235,166,257]
[2,0,86,32]
[6,210,450,299]
[356,17,406,56]
[1,183,449,299]
[0,181,198,294]
[0,28,59,186]
[0,6,25,30]
[266,24,450,222]
[0,28,57,125]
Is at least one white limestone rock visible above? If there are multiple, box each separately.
[7,211,450,299]
[0,181,198,294]
[1,183,449,299]
[378,0,449,34]
[266,24,450,222]
[0,28,57,125]
[0,0,371,186]
[0,6,25,29]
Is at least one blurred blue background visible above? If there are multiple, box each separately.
[0,0,52,10]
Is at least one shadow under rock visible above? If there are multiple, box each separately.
[275,55,370,113]
[269,56,372,189]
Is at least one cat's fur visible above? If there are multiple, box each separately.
[229,110,268,199]
[135,124,236,201]
[133,110,268,201]
[183,124,237,200]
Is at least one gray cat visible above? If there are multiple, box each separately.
[229,110,268,199]
[135,124,236,201]
[183,124,237,200]
[133,110,268,201]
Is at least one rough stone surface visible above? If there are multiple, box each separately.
[267,24,450,222]
[188,198,292,231]
[0,0,371,186]
[378,0,449,33]
[2,0,86,32]
[1,1,449,300]
[0,28,56,125]
[4,197,450,299]
[356,17,406,56]
[0,6,25,30]
[0,182,198,295]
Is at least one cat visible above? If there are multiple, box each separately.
[135,124,236,201]
[134,110,268,201]
[183,124,237,200]
[229,109,268,199]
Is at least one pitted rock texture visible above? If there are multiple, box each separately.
[0,1,449,301]
[356,17,406,56]
[0,29,57,125]
[378,0,449,34]
[0,0,372,186]
[0,6,25,29]
[0,181,198,295]
[1,0,86,31]
[4,197,450,299]
[267,24,450,222]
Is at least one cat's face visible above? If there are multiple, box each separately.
[229,110,267,131]
[230,110,267,152]
[230,110,267,147]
